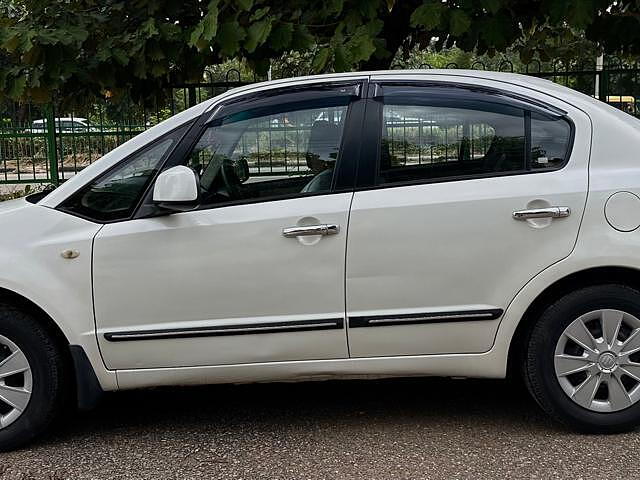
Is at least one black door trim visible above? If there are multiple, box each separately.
[348,309,503,328]
[104,318,344,342]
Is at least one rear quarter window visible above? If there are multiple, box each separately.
[530,113,572,169]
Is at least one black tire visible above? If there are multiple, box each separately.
[523,284,640,433]
[0,304,69,451]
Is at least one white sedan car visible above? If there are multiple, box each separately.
[1,70,640,450]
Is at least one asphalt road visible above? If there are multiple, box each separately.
[2,377,639,480]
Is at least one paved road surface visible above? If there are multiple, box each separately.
[2,377,639,479]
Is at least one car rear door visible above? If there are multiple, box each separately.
[345,77,590,358]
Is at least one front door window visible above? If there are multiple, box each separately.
[185,103,349,207]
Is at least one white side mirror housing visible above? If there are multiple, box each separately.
[153,166,199,205]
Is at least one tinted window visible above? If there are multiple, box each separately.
[530,112,571,169]
[60,124,187,221]
[378,101,525,185]
[184,101,349,207]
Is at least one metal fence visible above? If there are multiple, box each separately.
[2,61,640,186]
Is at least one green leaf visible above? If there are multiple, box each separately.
[189,23,205,47]
[245,18,272,53]
[269,22,294,51]
[140,18,159,38]
[449,10,471,36]
[333,43,349,71]
[112,48,129,65]
[250,7,270,22]
[7,75,26,99]
[480,13,518,50]
[236,0,254,10]
[64,26,89,44]
[366,18,384,37]
[36,30,62,46]
[358,0,377,18]
[201,2,220,40]
[569,0,595,29]
[290,24,314,50]
[410,2,443,30]
[311,47,331,72]
[217,21,246,56]
[189,0,219,49]
[345,26,377,63]
[324,0,344,15]
[1,30,21,52]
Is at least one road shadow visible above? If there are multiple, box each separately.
[48,376,557,442]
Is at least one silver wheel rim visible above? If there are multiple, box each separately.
[0,334,32,429]
[555,309,640,412]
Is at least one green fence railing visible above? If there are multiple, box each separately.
[0,71,247,185]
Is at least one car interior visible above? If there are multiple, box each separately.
[194,112,345,205]
[378,107,527,184]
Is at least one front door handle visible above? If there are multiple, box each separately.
[512,206,571,220]
[282,224,340,238]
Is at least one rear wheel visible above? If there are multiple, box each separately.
[524,284,640,432]
[0,305,68,451]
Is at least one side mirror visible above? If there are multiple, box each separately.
[153,166,199,212]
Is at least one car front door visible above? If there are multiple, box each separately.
[75,81,365,370]
[345,79,590,358]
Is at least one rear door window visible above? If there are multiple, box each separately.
[369,84,573,187]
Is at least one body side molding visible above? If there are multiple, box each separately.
[104,318,344,342]
[348,309,503,328]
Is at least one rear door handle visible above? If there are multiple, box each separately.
[282,224,340,237]
[512,206,571,220]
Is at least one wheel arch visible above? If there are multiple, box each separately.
[0,286,104,409]
[0,286,70,348]
[507,266,640,376]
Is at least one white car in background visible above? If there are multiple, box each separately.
[2,70,640,450]
[29,117,94,133]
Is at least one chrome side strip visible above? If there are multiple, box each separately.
[349,309,503,328]
[104,318,344,342]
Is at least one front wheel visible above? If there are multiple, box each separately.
[0,305,69,451]
[524,284,640,433]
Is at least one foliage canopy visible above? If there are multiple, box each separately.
[0,0,638,104]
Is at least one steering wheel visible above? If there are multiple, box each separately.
[219,159,242,200]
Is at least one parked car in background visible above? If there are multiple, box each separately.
[29,117,94,133]
[3,70,640,450]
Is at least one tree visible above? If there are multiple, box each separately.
[0,0,637,105]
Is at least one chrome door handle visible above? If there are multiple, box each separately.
[512,206,571,220]
[282,224,340,237]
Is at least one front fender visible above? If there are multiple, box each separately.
[0,202,117,390]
